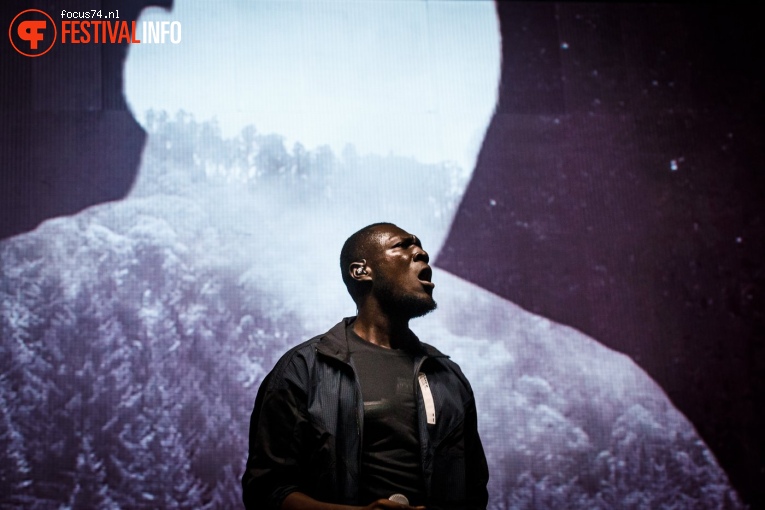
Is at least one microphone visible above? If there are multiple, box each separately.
[388,494,409,505]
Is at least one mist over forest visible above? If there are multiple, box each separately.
[0,113,743,509]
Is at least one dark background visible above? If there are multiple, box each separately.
[2,2,763,507]
[0,0,169,240]
[438,3,764,508]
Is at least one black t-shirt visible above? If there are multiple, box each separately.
[347,326,426,505]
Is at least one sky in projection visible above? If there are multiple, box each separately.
[125,0,501,174]
[123,0,502,329]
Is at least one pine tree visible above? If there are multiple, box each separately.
[68,436,120,510]
[0,378,33,507]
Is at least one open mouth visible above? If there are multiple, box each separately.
[418,267,435,288]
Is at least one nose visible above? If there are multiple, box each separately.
[413,245,429,264]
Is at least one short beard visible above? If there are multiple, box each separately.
[375,275,437,320]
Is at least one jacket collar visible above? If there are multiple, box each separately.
[315,317,447,363]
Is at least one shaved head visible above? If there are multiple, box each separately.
[340,222,397,302]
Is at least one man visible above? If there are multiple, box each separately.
[242,222,489,509]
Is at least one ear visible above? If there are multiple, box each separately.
[349,261,372,283]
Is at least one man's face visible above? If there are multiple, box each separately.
[369,225,437,319]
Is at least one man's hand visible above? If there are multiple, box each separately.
[361,499,426,510]
[282,492,426,510]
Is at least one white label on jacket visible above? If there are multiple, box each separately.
[418,372,436,425]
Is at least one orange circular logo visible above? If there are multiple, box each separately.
[9,9,57,57]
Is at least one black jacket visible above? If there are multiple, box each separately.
[242,318,489,509]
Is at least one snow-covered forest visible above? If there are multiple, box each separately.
[0,113,744,508]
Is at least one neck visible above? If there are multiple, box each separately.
[352,303,411,349]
